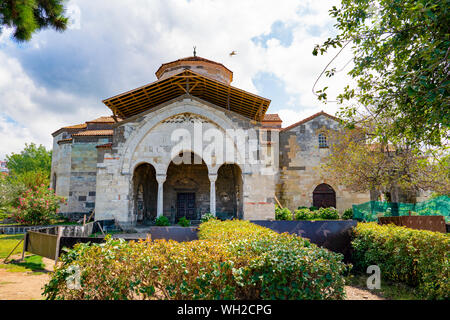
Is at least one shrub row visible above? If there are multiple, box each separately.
[276,206,344,221]
[44,220,349,300]
[352,222,449,300]
[198,220,348,299]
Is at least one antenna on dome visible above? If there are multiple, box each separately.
[193,46,197,57]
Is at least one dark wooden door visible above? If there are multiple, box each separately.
[313,184,336,208]
[177,193,196,220]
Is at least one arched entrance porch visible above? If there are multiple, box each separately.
[132,163,158,223]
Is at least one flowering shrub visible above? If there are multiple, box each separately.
[12,184,66,225]
[352,223,449,300]
[44,220,349,300]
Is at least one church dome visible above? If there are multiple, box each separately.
[155,56,233,84]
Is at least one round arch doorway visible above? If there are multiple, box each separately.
[132,163,158,224]
[312,183,336,208]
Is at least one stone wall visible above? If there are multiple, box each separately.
[66,137,111,214]
[277,114,370,212]
[50,132,72,213]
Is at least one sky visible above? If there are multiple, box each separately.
[0,0,355,159]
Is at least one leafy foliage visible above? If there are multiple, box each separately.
[294,207,340,220]
[321,126,450,196]
[314,0,450,147]
[6,143,52,178]
[342,208,354,220]
[200,213,216,223]
[154,216,170,226]
[275,206,293,220]
[44,220,349,300]
[352,222,449,299]
[12,184,66,225]
[0,0,68,41]
[177,217,190,227]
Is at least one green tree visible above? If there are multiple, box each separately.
[6,143,52,178]
[0,0,68,41]
[313,0,449,148]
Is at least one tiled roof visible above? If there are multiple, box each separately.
[86,116,121,123]
[155,56,233,78]
[96,143,113,148]
[281,111,340,132]
[63,123,87,129]
[72,130,114,136]
[52,115,120,136]
[262,114,282,122]
[57,138,73,144]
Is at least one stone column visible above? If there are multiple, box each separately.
[209,174,217,216]
[156,174,166,217]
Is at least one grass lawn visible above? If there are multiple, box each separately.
[0,234,46,273]
[0,234,25,258]
[345,272,421,300]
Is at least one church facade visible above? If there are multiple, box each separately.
[50,56,370,226]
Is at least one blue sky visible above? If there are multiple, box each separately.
[0,0,352,159]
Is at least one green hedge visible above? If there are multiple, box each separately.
[198,220,348,299]
[293,207,340,220]
[275,206,293,220]
[352,222,450,299]
[44,220,349,300]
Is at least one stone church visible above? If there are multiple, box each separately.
[50,56,369,226]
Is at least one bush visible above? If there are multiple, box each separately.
[45,220,349,300]
[177,217,190,227]
[309,206,318,211]
[294,207,340,220]
[12,184,66,225]
[200,212,216,223]
[318,207,339,220]
[199,220,348,299]
[352,222,449,300]
[275,206,293,220]
[342,208,353,220]
[154,216,170,226]
[294,208,313,220]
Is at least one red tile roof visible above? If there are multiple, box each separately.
[155,56,233,78]
[52,115,120,136]
[72,130,114,136]
[281,111,340,132]
[86,116,121,123]
[262,114,282,122]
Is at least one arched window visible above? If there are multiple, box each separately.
[318,133,328,148]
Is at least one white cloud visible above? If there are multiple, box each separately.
[0,0,354,159]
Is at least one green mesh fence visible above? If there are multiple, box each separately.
[352,195,450,223]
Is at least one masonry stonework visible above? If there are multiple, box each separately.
[277,114,370,212]
[50,56,370,227]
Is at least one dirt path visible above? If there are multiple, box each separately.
[0,256,53,300]
[345,285,385,300]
